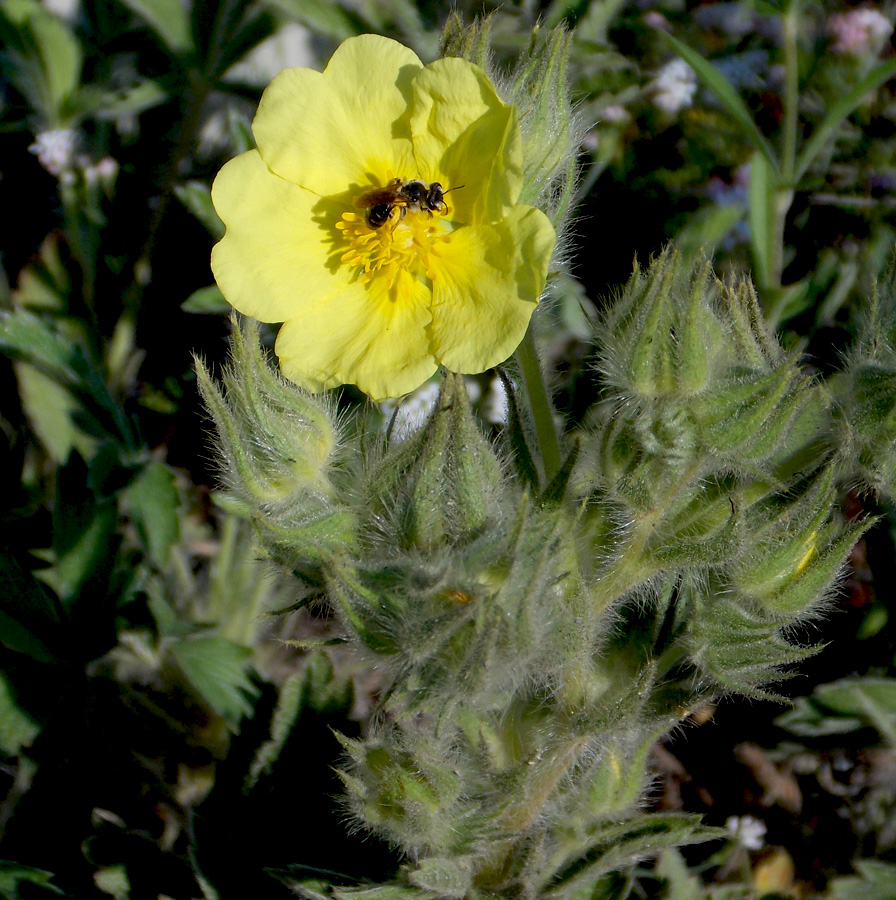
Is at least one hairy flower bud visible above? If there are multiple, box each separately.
[837,286,896,500]
[365,373,504,551]
[599,251,724,402]
[196,317,356,570]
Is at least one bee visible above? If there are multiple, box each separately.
[353,178,463,230]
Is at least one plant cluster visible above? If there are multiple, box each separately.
[2,2,896,899]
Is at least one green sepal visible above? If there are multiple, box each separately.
[541,813,722,899]
[758,517,876,618]
[696,362,799,456]
[685,590,818,699]
[649,488,740,568]
[405,856,474,898]
[324,557,401,655]
[732,466,838,603]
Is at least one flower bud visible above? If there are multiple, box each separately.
[335,727,465,855]
[694,364,808,461]
[365,373,504,551]
[196,317,356,569]
[728,467,876,619]
[598,250,723,402]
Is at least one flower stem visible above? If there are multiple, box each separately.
[515,325,562,483]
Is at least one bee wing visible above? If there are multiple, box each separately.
[354,188,396,209]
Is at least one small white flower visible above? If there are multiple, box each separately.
[651,59,697,115]
[828,7,893,55]
[84,156,119,187]
[28,128,78,177]
[726,815,767,850]
[600,104,630,125]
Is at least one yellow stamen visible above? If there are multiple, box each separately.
[337,208,451,286]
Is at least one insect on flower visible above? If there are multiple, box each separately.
[353,178,463,229]
[210,34,556,400]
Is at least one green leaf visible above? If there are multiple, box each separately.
[543,813,721,898]
[0,0,82,122]
[93,864,130,900]
[0,310,134,448]
[775,696,864,738]
[174,180,224,239]
[795,57,896,183]
[211,9,277,79]
[830,860,896,900]
[169,636,258,723]
[0,671,41,755]
[655,848,702,900]
[0,862,63,897]
[13,361,93,463]
[657,31,778,172]
[0,546,65,663]
[747,149,777,292]
[125,461,181,568]
[11,232,69,311]
[675,202,746,261]
[182,285,229,314]
[333,886,431,900]
[261,0,364,41]
[113,0,192,54]
[37,500,119,607]
[246,669,307,788]
[92,79,168,118]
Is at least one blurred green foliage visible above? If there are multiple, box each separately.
[2,0,896,897]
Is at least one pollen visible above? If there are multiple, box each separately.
[336,209,450,288]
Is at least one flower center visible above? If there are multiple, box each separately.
[336,193,451,288]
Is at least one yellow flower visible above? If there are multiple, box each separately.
[211,35,556,401]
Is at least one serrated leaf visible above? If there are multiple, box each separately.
[11,232,69,311]
[0,309,134,447]
[169,636,257,723]
[798,677,896,747]
[14,361,93,463]
[246,669,307,788]
[114,0,192,53]
[35,468,119,607]
[774,697,864,738]
[655,848,702,900]
[0,671,41,755]
[126,461,181,568]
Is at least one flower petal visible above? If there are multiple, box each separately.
[410,57,523,225]
[211,150,352,323]
[429,205,555,373]
[274,268,437,401]
[253,35,421,197]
